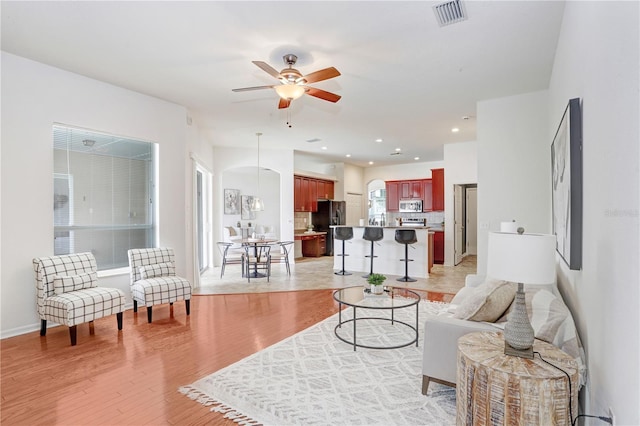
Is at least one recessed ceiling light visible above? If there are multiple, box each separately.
[414,157,420,160]
[345,154,351,158]
[368,161,374,165]
[395,148,401,152]
[321,146,327,150]
[452,127,460,133]
[375,138,383,143]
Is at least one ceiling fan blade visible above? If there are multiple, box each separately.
[304,87,341,103]
[278,98,291,109]
[252,61,282,79]
[298,67,340,84]
[231,85,275,92]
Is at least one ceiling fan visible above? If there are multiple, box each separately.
[232,54,341,109]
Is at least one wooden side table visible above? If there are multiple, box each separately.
[457,331,578,426]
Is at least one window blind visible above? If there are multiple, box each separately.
[53,125,156,270]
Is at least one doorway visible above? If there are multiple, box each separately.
[195,164,213,274]
[453,184,477,265]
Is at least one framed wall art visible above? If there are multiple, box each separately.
[551,97,583,270]
[241,195,256,220]
[224,189,241,215]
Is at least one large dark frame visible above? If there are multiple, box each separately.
[551,98,583,270]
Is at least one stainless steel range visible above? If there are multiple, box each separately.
[400,218,427,227]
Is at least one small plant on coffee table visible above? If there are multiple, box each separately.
[367,273,387,294]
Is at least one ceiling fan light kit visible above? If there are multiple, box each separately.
[233,54,341,109]
[274,84,305,100]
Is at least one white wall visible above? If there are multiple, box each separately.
[212,146,294,265]
[363,161,444,184]
[443,141,478,265]
[547,1,639,423]
[221,168,280,235]
[1,52,196,338]
[476,90,551,274]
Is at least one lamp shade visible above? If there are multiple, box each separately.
[487,232,556,284]
[274,84,305,100]
[251,197,264,212]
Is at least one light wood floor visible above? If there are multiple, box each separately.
[1,256,476,425]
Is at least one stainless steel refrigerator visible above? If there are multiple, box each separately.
[312,200,346,255]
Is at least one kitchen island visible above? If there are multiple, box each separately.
[332,226,433,278]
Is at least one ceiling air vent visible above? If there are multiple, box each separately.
[433,0,468,27]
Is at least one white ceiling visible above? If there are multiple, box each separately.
[1,1,565,167]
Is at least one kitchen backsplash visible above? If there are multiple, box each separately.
[386,211,444,224]
[294,212,312,230]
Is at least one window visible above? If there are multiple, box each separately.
[53,125,156,270]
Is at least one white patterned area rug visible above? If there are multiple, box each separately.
[179,300,456,425]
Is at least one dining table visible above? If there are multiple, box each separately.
[240,237,278,278]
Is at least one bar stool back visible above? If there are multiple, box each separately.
[334,227,354,275]
[395,229,418,282]
[362,227,384,278]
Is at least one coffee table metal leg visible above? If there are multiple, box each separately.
[415,303,419,347]
[352,306,357,351]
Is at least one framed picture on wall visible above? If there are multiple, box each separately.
[551,97,583,270]
[224,189,240,215]
[241,195,256,220]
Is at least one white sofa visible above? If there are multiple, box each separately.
[421,274,585,395]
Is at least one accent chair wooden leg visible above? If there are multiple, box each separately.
[133,300,138,313]
[69,326,77,346]
[117,312,123,330]
[170,303,174,317]
[185,299,191,316]
[89,321,95,335]
[40,320,47,336]
[422,375,430,395]
[147,306,152,323]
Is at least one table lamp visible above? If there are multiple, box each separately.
[487,229,556,358]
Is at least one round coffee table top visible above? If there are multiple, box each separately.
[333,285,420,309]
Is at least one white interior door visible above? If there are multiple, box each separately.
[466,187,478,255]
[345,193,363,226]
[454,185,464,265]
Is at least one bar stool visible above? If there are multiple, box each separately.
[334,227,354,275]
[395,229,417,282]
[362,227,384,278]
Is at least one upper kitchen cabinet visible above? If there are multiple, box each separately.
[294,175,335,212]
[431,168,445,211]
[317,180,334,200]
[400,180,422,199]
[385,181,400,212]
[422,179,433,212]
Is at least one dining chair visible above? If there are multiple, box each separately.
[270,241,294,276]
[217,241,245,278]
[243,244,271,282]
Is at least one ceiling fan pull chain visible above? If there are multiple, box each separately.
[286,110,292,128]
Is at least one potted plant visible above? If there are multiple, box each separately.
[367,273,387,294]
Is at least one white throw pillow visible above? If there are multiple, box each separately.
[139,262,175,279]
[53,271,98,295]
[453,279,516,322]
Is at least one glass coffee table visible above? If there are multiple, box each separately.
[332,285,421,351]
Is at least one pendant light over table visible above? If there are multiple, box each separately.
[251,132,265,211]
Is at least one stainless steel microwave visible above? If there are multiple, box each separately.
[399,199,422,212]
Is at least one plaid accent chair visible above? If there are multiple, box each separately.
[33,252,125,346]
[127,248,192,323]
